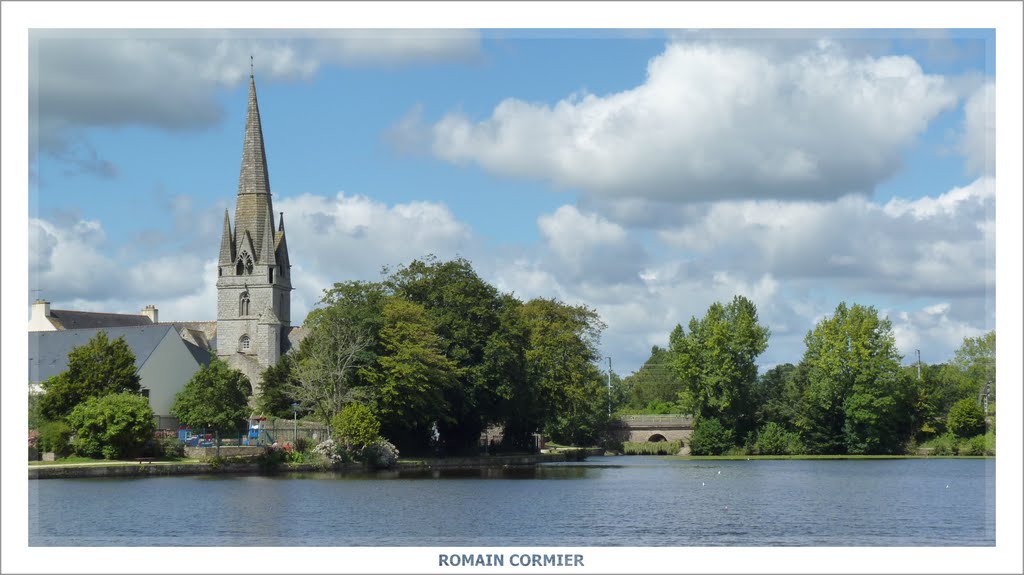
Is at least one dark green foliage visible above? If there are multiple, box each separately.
[39,331,141,420]
[960,434,989,456]
[143,436,185,459]
[947,398,986,439]
[37,419,73,456]
[622,441,682,455]
[29,392,46,430]
[670,296,769,442]
[954,331,995,411]
[67,392,156,460]
[928,432,959,456]
[331,403,381,449]
[171,359,251,435]
[257,355,299,418]
[689,418,735,456]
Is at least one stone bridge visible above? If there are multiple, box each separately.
[611,414,694,446]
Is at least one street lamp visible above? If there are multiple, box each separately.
[291,402,300,444]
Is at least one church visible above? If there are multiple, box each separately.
[30,70,302,416]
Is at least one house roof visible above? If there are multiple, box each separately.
[28,325,202,384]
[47,309,153,330]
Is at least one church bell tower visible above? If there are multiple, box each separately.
[216,68,292,393]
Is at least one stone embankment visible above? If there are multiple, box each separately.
[28,450,601,480]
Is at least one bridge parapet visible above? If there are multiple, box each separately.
[612,414,694,429]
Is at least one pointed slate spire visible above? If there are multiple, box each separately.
[278,211,285,233]
[234,69,274,261]
[218,208,235,266]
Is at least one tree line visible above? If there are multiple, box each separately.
[620,296,995,456]
[258,256,613,455]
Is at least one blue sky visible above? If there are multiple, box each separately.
[24,28,1000,376]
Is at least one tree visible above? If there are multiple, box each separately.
[797,303,914,454]
[67,392,155,460]
[953,331,995,414]
[688,417,735,456]
[520,298,610,447]
[621,346,684,413]
[751,363,806,431]
[372,297,457,448]
[171,359,251,436]
[947,398,985,439]
[386,256,505,453]
[257,355,299,418]
[39,331,141,420]
[291,319,371,427]
[331,403,382,449]
[670,296,769,440]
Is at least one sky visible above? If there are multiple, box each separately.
[24,27,999,376]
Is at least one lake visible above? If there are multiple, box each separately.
[28,457,995,546]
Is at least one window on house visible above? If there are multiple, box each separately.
[240,335,250,352]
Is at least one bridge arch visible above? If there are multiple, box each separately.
[648,434,667,443]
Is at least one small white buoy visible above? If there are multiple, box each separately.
[702,482,705,486]
[946,484,950,489]
[718,470,721,475]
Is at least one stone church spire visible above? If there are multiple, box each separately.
[218,208,235,266]
[233,70,275,263]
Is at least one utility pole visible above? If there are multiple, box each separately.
[606,356,613,417]
[916,349,922,381]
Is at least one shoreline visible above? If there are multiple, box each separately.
[28,451,602,480]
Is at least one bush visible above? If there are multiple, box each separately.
[928,432,959,456]
[363,439,400,469]
[142,436,185,459]
[312,439,345,465]
[754,422,792,455]
[622,441,682,455]
[37,420,73,456]
[689,418,735,456]
[67,393,156,460]
[331,404,381,450]
[960,434,989,456]
[258,444,288,469]
[293,436,312,453]
[947,399,986,439]
[984,431,996,456]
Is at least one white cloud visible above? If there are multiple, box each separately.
[658,177,995,298]
[958,81,995,176]
[31,30,481,164]
[890,302,988,364]
[537,205,647,283]
[427,40,958,202]
[276,191,474,290]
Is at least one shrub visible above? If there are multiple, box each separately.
[67,392,156,460]
[984,431,996,456]
[293,436,312,453]
[689,418,735,456]
[37,420,73,456]
[312,439,344,465]
[363,439,400,469]
[258,444,288,469]
[331,404,381,450]
[929,432,959,456]
[622,441,682,455]
[143,436,185,459]
[947,399,986,439]
[754,422,791,455]
[960,434,989,456]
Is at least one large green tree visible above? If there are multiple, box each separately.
[291,318,371,426]
[521,298,610,446]
[39,331,141,420]
[797,303,914,454]
[954,331,995,414]
[171,359,251,436]
[386,256,505,453]
[621,346,683,413]
[372,297,458,448]
[670,295,769,439]
[256,355,299,418]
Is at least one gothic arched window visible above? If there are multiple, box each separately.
[240,335,250,352]
[239,291,250,316]
[237,251,253,276]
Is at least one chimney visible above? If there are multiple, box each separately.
[32,299,51,320]
[141,305,158,324]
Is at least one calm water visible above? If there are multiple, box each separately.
[29,457,995,546]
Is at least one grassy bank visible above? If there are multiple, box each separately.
[664,454,992,461]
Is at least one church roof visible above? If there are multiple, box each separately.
[46,309,154,330]
[233,72,276,264]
